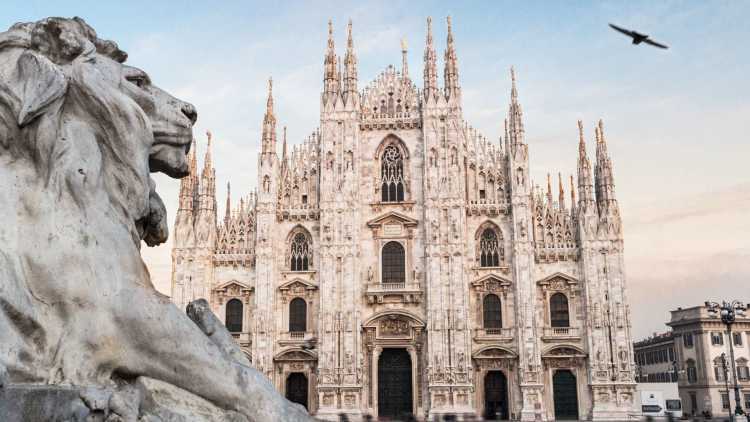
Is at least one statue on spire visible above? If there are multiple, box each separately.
[401,37,409,79]
[261,77,277,155]
[343,18,358,100]
[323,19,339,101]
[423,16,438,100]
[443,15,460,100]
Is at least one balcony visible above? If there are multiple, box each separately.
[474,327,515,343]
[365,282,423,304]
[278,331,317,346]
[542,326,582,341]
[467,201,509,217]
[276,205,319,222]
[229,331,252,347]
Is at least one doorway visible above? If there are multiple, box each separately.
[285,372,308,410]
[484,370,509,419]
[378,348,413,419]
[552,369,579,420]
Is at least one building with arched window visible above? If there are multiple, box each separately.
[631,305,750,419]
[170,17,636,421]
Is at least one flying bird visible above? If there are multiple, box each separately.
[609,23,669,49]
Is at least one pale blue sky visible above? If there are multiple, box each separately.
[3,1,748,338]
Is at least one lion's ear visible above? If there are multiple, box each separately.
[16,51,67,127]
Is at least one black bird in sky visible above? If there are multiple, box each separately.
[609,23,669,49]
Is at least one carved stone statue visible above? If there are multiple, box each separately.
[0,17,311,421]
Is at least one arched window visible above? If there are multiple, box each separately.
[290,231,312,271]
[479,228,502,267]
[483,294,502,329]
[289,298,307,332]
[736,359,749,381]
[381,241,405,284]
[381,145,405,202]
[225,299,243,333]
[550,293,570,328]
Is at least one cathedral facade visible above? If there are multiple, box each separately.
[170,17,637,421]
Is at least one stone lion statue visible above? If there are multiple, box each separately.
[0,17,311,421]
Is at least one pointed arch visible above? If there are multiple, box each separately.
[287,225,313,271]
[475,221,504,267]
[375,135,410,203]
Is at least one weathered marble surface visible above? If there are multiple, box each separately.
[0,16,311,421]
[0,378,253,421]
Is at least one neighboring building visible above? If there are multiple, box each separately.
[634,332,677,383]
[170,17,637,421]
[668,305,750,418]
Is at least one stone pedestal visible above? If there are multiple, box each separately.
[0,378,251,422]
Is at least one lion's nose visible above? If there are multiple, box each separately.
[181,102,197,125]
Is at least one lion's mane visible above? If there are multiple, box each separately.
[0,17,164,384]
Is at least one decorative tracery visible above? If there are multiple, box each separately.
[381,146,405,202]
[478,227,503,267]
[290,231,312,271]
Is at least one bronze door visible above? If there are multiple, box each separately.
[285,372,308,410]
[553,370,579,420]
[378,348,413,419]
[484,371,509,419]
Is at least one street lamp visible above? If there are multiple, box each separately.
[722,353,733,418]
[706,300,747,419]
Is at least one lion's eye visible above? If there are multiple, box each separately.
[126,76,146,88]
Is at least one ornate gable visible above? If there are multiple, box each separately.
[278,278,318,293]
[366,211,419,228]
[471,274,513,293]
[213,280,253,295]
[537,272,578,290]
[366,211,418,239]
[360,65,420,131]
[542,346,586,357]
[212,280,253,306]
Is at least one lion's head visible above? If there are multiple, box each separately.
[0,17,195,246]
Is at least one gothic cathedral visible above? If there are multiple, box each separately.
[170,17,637,421]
